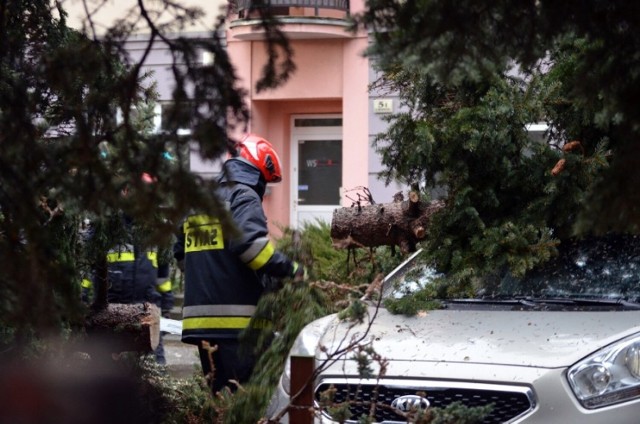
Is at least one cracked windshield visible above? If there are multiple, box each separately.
[385,234,640,309]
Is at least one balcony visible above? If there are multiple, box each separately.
[228,0,352,40]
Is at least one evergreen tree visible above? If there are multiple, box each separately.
[0,0,293,351]
[353,0,640,287]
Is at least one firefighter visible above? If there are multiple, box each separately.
[82,213,174,365]
[174,133,307,394]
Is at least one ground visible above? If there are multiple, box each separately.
[164,333,200,379]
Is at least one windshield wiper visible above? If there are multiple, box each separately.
[529,297,640,309]
[444,297,640,310]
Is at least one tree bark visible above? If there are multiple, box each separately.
[85,302,160,355]
[331,191,444,253]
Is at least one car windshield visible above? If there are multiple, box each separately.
[382,234,640,304]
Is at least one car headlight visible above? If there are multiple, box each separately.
[281,315,335,394]
[568,334,640,409]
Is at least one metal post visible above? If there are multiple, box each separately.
[289,354,315,424]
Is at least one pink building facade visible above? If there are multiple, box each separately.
[67,0,405,233]
[225,0,394,234]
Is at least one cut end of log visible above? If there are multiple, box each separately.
[85,303,160,355]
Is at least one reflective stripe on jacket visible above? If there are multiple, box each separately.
[104,243,157,305]
[175,159,295,342]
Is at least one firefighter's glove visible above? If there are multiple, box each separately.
[292,262,309,283]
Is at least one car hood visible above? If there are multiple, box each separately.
[316,307,640,368]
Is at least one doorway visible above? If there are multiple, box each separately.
[290,115,342,227]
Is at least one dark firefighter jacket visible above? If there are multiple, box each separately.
[81,217,174,312]
[174,158,295,343]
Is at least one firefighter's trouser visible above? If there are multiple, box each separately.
[197,338,256,394]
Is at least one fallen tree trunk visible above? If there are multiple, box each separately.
[331,191,445,253]
[85,302,160,355]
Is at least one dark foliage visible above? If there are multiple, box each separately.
[352,0,640,289]
[0,0,294,353]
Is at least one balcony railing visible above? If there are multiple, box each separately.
[234,0,349,19]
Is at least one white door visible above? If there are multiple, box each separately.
[290,115,342,228]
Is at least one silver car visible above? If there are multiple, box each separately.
[267,234,640,423]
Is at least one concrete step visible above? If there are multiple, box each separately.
[162,334,199,379]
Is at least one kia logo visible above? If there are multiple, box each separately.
[391,394,431,413]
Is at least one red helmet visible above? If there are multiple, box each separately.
[236,134,283,183]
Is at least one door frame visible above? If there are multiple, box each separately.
[290,114,342,228]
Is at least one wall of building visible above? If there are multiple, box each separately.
[253,100,342,235]
[226,30,369,231]
[64,0,228,35]
[368,64,405,204]
[250,40,344,100]
[342,34,371,206]
[66,0,379,233]
[66,0,230,178]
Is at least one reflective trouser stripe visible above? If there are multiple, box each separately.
[240,239,275,271]
[156,279,172,293]
[81,278,93,289]
[183,304,256,317]
[107,252,135,262]
[182,316,252,330]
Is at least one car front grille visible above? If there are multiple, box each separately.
[315,379,535,423]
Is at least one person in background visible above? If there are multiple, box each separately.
[174,133,307,394]
[150,244,175,365]
[82,213,174,365]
